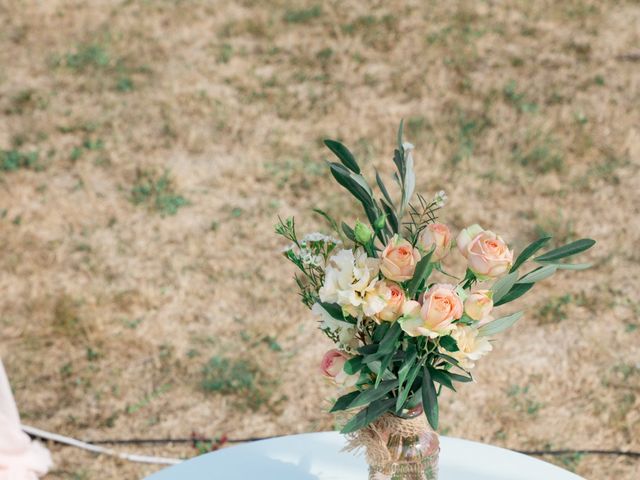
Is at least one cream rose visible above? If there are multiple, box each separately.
[320,349,359,387]
[399,284,462,338]
[380,235,421,282]
[449,325,493,369]
[464,290,493,322]
[457,225,513,278]
[419,223,452,261]
[376,281,406,322]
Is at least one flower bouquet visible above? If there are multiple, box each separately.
[276,122,595,480]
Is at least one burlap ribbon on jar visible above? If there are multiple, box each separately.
[343,413,430,465]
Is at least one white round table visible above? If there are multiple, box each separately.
[146,432,584,479]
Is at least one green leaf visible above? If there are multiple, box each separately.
[312,208,340,234]
[367,360,397,381]
[340,397,396,434]
[439,335,459,352]
[428,367,456,391]
[330,391,359,413]
[478,311,524,336]
[358,344,378,356]
[348,380,397,410]
[436,352,465,370]
[534,238,596,263]
[329,163,373,206]
[395,356,422,411]
[516,265,557,283]
[344,356,364,375]
[510,236,551,272]
[400,155,415,217]
[421,366,439,430]
[448,372,473,383]
[392,150,404,187]
[372,322,390,343]
[363,202,386,243]
[375,170,394,207]
[381,199,399,234]
[377,321,402,357]
[491,271,519,304]
[538,262,592,271]
[397,119,404,150]
[396,345,417,391]
[342,222,356,242]
[407,249,434,298]
[375,351,394,388]
[318,302,345,320]
[493,282,534,307]
[324,139,360,174]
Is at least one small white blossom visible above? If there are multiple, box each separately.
[301,232,341,245]
[434,190,447,208]
[299,249,323,267]
[281,243,296,253]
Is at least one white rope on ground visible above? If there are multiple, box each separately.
[21,425,183,466]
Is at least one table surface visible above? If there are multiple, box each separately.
[146,431,584,480]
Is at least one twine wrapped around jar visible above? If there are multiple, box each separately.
[344,413,439,480]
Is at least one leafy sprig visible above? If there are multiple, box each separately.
[404,193,441,247]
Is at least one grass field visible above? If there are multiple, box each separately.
[1,1,639,479]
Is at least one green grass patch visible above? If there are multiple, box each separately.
[218,43,233,63]
[503,80,539,113]
[126,384,171,414]
[201,355,276,409]
[506,384,543,417]
[65,44,110,71]
[131,170,189,216]
[450,111,490,166]
[512,135,564,173]
[536,294,573,324]
[283,5,322,24]
[116,76,134,92]
[1,149,40,171]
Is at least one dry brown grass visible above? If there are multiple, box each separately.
[1,0,639,479]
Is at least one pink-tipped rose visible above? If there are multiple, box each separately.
[320,349,359,387]
[376,281,406,322]
[380,235,421,282]
[464,289,493,323]
[457,225,513,278]
[419,223,452,261]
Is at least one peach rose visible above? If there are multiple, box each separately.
[320,349,359,387]
[399,284,462,338]
[457,225,513,278]
[376,281,406,322]
[380,235,421,282]
[464,290,493,322]
[421,283,463,330]
[419,223,452,261]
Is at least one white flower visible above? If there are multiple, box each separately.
[448,325,492,369]
[299,249,323,267]
[301,232,341,245]
[281,243,296,253]
[319,248,384,319]
[434,190,447,208]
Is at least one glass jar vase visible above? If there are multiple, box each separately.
[359,409,440,480]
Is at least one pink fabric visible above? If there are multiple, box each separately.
[0,360,52,480]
